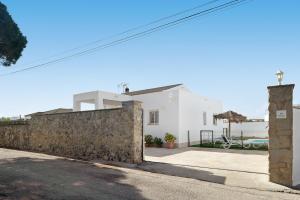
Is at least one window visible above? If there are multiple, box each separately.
[149,110,159,125]
[213,114,218,126]
[203,112,207,126]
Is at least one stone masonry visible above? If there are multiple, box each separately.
[0,101,143,164]
[268,84,294,186]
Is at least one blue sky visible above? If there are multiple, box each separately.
[0,0,299,117]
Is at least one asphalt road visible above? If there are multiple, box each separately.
[0,148,299,200]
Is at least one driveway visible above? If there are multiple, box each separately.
[143,147,291,191]
[0,148,299,200]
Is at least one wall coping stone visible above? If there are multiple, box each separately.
[268,84,295,89]
[32,100,142,117]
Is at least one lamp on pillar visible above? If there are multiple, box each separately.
[275,70,284,85]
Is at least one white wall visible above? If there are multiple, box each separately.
[73,91,99,111]
[293,107,300,186]
[73,91,132,111]
[178,87,223,146]
[132,89,180,142]
[228,121,269,138]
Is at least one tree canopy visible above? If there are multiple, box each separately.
[0,1,27,66]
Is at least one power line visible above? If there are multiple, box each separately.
[0,0,251,77]
[18,0,222,67]
[1,0,249,76]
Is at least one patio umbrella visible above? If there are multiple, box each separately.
[214,111,247,137]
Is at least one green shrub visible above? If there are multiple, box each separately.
[145,135,154,145]
[0,117,11,122]
[214,141,223,145]
[164,133,176,143]
[154,137,163,147]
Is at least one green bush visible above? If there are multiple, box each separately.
[154,137,163,147]
[0,117,11,122]
[214,141,223,145]
[164,133,176,143]
[145,135,154,145]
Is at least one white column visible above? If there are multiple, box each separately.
[293,107,300,186]
[73,100,81,112]
[95,94,104,110]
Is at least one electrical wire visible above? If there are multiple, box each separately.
[0,0,251,77]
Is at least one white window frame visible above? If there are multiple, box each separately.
[149,110,159,125]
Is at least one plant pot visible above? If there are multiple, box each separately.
[166,142,175,149]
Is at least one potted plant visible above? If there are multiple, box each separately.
[145,135,154,147]
[154,137,163,148]
[164,133,176,149]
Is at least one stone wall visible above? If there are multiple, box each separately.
[0,124,30,150]
[268,84,294,186]
[0,101,143,164]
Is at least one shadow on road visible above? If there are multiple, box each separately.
[139,161,226,184]
[166,163,268,175]
[0,157,148,200]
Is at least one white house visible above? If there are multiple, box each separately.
[73,84,224,147]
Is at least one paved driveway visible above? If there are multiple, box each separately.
[145,147,268,173]
[144,147,290,191]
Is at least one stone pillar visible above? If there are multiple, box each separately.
[268,84,295,186]
[122,101,143,164]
